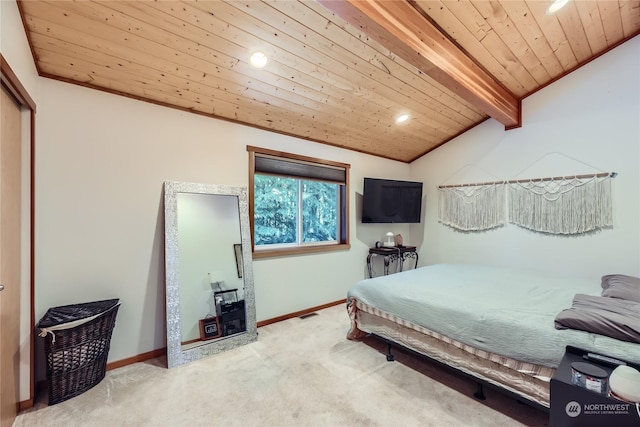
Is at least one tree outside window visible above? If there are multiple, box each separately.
[248,146,350,257]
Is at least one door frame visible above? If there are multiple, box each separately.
[1,54,36,410]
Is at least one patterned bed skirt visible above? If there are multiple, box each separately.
[347,297,554,408]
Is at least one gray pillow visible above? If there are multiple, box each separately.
[601,274,640,303]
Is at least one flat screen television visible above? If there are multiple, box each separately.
[361,178,423,223]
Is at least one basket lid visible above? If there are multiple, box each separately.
[37,299,120,328]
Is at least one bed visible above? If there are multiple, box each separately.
[346,264,640,409]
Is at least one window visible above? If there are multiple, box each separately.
[248,146,350,258]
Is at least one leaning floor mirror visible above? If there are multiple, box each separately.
[164,181,258,368]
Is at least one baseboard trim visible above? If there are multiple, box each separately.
[18,398,34,412]
[257,299,345,327]
[106,348,166,371]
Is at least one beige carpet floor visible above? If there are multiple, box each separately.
[15,305,548,427]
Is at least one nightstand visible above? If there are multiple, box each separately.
[550,346,639,427]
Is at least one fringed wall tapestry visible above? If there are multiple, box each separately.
[507,173,613,235]
[438,183,506,231]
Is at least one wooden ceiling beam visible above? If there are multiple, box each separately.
[317,0,521,129]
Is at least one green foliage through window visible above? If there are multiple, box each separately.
[254,175,338,247]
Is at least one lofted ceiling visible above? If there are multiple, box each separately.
[18,0,640,163]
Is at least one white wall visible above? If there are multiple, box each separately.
[1,1,39,95]
[410,36,640,279]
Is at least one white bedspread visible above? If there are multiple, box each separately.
[347,264,640,367]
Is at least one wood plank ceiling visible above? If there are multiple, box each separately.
[18,1,640,162]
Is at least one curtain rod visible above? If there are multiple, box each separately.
[438,172,616,189]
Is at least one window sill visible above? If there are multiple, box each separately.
[252,243,351,259]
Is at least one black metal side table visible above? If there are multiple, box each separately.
[367,246,418,278]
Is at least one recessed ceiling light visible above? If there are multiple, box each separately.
[249,51,268,69]
[546,0,569,15]
[395,114,409,124]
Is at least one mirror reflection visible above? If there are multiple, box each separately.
[164,181,257,368]
[177,193,246,348]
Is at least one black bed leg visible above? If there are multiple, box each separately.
[474,383,486,400]
[386,343,395,362]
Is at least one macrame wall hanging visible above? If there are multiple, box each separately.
[507,173,613,235]
[438,183,506,231]
[436,153,616,234]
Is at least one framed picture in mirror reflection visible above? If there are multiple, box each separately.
[234,243,243,278]
[199,317,221,340]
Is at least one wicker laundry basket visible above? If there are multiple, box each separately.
[37,299,120,405]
